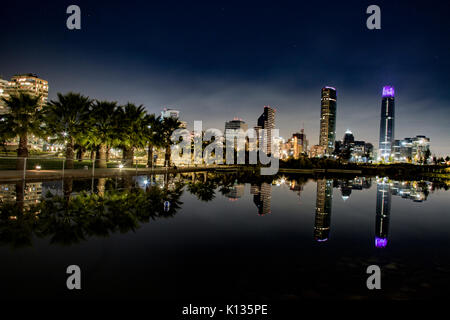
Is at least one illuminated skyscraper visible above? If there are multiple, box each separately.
[379,86,395,162]
[319,87,337,155]
[257,106,275,155]
[375,180,391,248]
[314,179,333,241]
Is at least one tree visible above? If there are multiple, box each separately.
[424,148,431,165]
[144,114,162,167]
[160,117,182,167]
[88,100,118,168]
[44,92,92,169]
[0,92,42,169]
[116,103,148,167]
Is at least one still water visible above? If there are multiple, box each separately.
[1,172,449,300]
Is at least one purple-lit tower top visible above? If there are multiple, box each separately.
[382,85,395,98]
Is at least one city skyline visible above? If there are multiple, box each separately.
[1,1,449,156]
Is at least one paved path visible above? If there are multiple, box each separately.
[0,165,238,182]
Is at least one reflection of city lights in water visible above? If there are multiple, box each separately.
[375,237,388,248]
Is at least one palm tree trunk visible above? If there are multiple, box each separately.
[65,137,75,169]
[122,147,134,167]
[98,144,107,168]
[16,134,28,170]
[15,181,25,212]
[106,146,111,162]
[147,143,154,167]
[63,177,73,205]
[76,148,83,161]
[165,145,171,167]
[97,178,106,196]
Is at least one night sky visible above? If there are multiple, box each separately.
[1,0,449,156]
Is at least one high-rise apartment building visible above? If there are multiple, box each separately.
[257,106,275,155]
[0,78,9,114]
[379,86,395,162]
[393,135,430,163]
[319,87,337,156]
[9,73,48,107]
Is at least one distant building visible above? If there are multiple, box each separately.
[309,145,325,158]
[161,107,186,128]
[257,106,275,155]
[225,118,249,155]
[0,74,48,112]
[0,78,9,114]
[393,135,430,164]
[292,129,308,159]
[319,87,337,156]
[225,118,248,132]
[9,73,48,107]
[334,130,373,162]
[161,108,180,119]
[379,86,395,162]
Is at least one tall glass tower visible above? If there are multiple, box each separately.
[379,86,395,162]
[319,87,337,156]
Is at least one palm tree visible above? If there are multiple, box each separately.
[160,117,182,167]
[116,103,148,167]
[0,92,42,169]
[44,92,92,169]
[88,100,118,168]
[145,114,162,167]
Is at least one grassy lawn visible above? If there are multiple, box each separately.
[0,158,147,170]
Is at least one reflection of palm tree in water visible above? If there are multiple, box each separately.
[0,181,184,248]
[187,180,216,202]
[97,178,106,196]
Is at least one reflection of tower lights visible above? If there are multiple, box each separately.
[251,182,272,215]
[375,237,388,248]
[314,179,333,242]
[375,181,391,248]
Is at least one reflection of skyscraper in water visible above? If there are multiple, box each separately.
[251,182,272,215]
[224,184,245,201]
[314,179,333,242]
[289,180,303,202]
[375,181,391,248]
